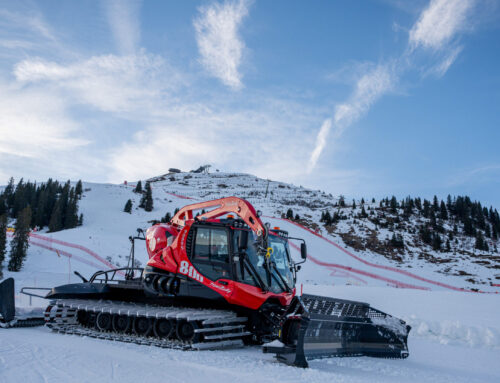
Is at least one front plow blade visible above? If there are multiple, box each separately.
[263,294,410,367]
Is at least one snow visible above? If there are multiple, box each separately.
[1,325,499,383]
[1,172,500,382]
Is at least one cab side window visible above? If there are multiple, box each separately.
[192,227,230,280]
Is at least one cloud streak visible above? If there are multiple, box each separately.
[308,0,478,171]
[409,0,475,50]
[194,0,249,90]
[104,0,142,54]
[13,53,180,114]
[308,64,396,172]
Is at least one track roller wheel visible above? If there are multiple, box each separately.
[154,318,174,338]
[96,312,112,331]
[112,314,131,333]
[176,320,201,343]
[77,310,91,326]
[133,316,153,336]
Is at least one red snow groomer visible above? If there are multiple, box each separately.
[1,197,410,367]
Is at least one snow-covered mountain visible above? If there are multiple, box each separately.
[1,171,500,383]
[145,171,500,291]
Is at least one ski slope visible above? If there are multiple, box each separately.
[1,175,500,382]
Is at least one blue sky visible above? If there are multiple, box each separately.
[0,0,499,208]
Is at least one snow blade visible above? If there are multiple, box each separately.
[0,278,16,323]
[263,294,411,368]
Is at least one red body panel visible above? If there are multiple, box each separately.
[145,224,178,259]
[145,197,295,310]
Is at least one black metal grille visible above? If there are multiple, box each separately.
[366,307,388,319]
[301,295,369,319]
[186,229,193,256]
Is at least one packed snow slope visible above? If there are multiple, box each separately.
[1,171,500,383]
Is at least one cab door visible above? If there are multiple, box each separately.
[190,226,233,282]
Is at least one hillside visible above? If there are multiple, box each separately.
[1,171,500,382]
[144,171,500,290]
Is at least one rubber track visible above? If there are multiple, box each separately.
[45,299,251,350]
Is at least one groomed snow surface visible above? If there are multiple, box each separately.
[1,176,500,382]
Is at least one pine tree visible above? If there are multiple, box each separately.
[361,206,367,218]
[415,197,422,211]
[339,195,345,207]
[433,195,439,212]
[0,214,7,279]
[161,212,171,223]
[440,201,448,220]
[324,211,332,225]
[446,239,451,252]
[64,189,79,229]
[134,181,143,193]
[446,194,453,210]
[295,214,300,220]
[78,214,83,226]
[4,177,15,209]
[75,180,83,198]
[48,199,63,232]
[420,226,432,245]
[0,195,6,217]
[34,189,48,229]
[8,206,32,272]
[286,208,294,220]
[475,232,485,251]
[463,217,475,236]
[124,199,133,213]
[352,199,356,209]
[432,233,442,251]
[144,182,153,212]
[485,224,491,238]
[390,233,404,249]
[390,196,398,213]
[12,178,25,218]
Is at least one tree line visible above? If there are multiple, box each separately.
[319,194,499,253]
[0,177,84,277]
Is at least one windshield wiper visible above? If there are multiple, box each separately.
[241,253,268,292]
[270,262,291,293]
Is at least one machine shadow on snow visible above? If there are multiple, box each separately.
[0,197,410,368]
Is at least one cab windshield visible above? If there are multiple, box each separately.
[234,231,295,293]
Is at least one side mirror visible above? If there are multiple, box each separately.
[300,243,307,260]
[238,230,248,250]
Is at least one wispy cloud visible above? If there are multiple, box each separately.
[104,0,142,54]
[13,53,180,114]
[424,45,463,77]
[446,164,500,187]
[308,64,396,172]
[108,94,323,183]
[409,0,475,50]
[0,82,87,159]
[308,0,478,171]
[1,0,325,186]
[194,0,250,90]
[0,9,56,42]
